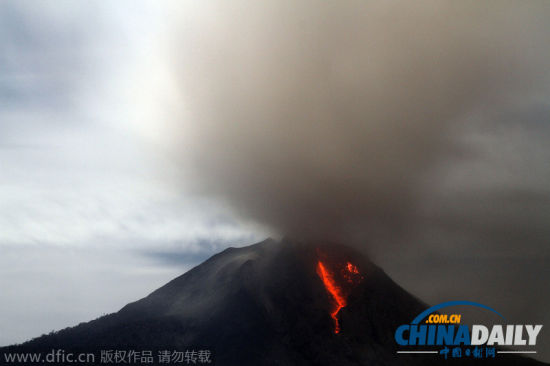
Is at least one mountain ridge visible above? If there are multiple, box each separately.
[1,239,546,365]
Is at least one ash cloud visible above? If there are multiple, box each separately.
[173,1,550,242]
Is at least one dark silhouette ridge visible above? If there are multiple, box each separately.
[1,239,546,365]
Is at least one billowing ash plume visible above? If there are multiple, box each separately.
[171,1,550,243]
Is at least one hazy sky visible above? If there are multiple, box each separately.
[0,0,265,348]
[1,1,549,361]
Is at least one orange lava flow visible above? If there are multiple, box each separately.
[317,261,347,334]
[346,262,359,274]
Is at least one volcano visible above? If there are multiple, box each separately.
[1,239,546,365]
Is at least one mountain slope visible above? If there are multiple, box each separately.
[1,239,546,365]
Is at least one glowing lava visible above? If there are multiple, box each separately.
[317,261,347,334]
[347,262,359,274]
[316,255,364,334]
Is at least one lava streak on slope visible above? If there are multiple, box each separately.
[317,261,347,333]
[316,255,364,334]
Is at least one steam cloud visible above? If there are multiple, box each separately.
[172,1,550,243]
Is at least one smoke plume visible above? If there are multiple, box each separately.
[171,1,550,242]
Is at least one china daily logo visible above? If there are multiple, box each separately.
[394,301,543,360]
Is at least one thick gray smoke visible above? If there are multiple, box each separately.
[174,1,550,242]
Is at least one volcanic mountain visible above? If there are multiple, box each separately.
[1,239,546,365]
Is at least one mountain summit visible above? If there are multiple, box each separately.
[1,239,546,365]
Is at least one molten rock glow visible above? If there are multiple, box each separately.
[317,261,347,334]
[316,259,364,334]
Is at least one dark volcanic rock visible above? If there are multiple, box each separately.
[1,239,546,365]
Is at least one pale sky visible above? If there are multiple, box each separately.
[0,0,265,347]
